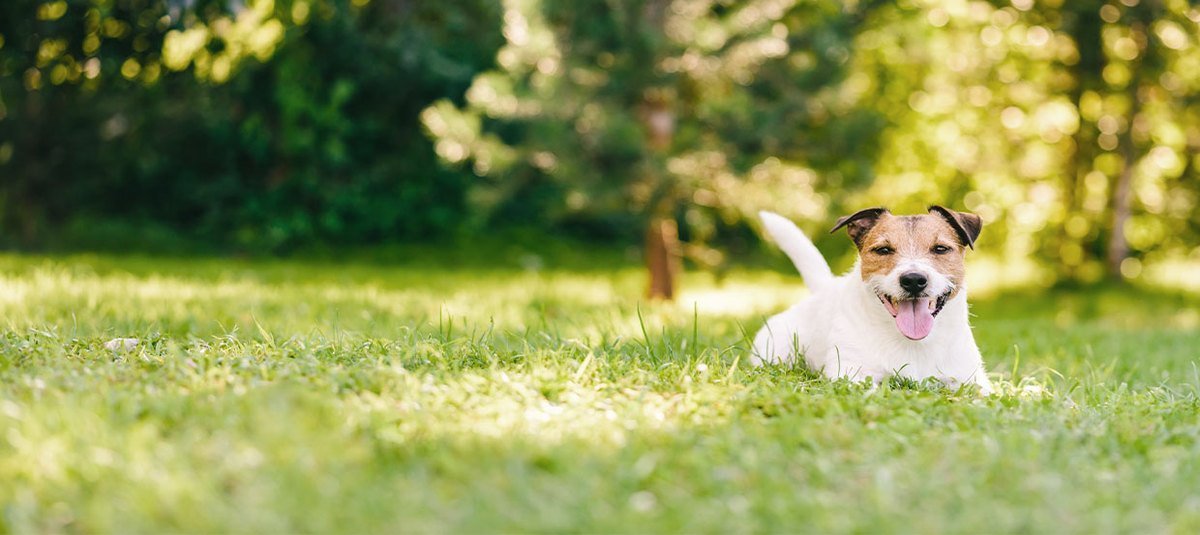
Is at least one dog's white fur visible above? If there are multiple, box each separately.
[752,211,992,393]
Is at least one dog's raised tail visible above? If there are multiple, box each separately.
[759,211,834,291]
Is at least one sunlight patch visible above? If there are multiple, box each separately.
[679,282,804,317]
[342,370,731,448]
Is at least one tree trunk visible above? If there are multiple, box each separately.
[1107,85,1140,279]
[1106,145,1134,278]
[640,91,678,299]
[1107,11,1159,279]
[645,217,679,300]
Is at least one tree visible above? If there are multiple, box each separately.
[423,0,885,299]
[1053,0,1197,280]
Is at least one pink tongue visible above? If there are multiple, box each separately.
[895,298,934,340]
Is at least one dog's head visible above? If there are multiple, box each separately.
[831,206,982,341]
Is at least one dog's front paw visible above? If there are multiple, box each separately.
[975,379,995,396]
[937,375,993,396]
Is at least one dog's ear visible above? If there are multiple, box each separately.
[928,205,982,249]
[830,207,889,247]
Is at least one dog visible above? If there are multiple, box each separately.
[751,206,992,393]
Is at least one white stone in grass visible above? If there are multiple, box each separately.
[104,338,139,351]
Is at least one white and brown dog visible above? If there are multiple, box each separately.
[752,206,992,393]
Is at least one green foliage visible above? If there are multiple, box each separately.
[0,0,502,250]
[0,252,1199,531]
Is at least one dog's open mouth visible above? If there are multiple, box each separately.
[877,292,950,340]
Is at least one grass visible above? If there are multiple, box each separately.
[0,251,1198,533]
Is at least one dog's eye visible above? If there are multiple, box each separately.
[932,244,951,254]
[872,246,894,255]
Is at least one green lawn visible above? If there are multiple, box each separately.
[0,252,1198,533]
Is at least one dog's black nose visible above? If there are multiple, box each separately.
[899,272,928,294]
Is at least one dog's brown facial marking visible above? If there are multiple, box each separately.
[831,206,982,340]
[857,214,967,298]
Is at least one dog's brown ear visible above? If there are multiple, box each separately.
[830,207,889,247]
[928,205,982,249]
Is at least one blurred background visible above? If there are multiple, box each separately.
[3,0,1199,296]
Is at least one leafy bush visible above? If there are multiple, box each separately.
[0,0,501,251]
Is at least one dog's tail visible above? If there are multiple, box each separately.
[759,211,834,291]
